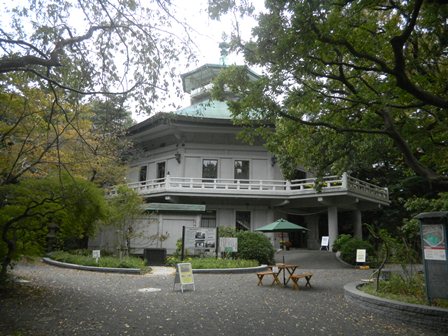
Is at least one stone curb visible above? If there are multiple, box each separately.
[43,257,268,275]
[192,265,269,274]
[42,257,142,274]
[344,281,448,331]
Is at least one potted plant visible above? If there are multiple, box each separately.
[280,240,292,250]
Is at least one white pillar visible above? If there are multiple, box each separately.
[354,209,362,239]
[328,206,338,250]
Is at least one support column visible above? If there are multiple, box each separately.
[353,209,362,239]
[305,215,319,249]
[328,206,338,250]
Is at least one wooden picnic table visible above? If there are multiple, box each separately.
[257,263,314,290]
[272,263,298,286]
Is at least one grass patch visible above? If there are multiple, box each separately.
[360,273,448,309]
[166,256,259,269]
[48,251,148,272]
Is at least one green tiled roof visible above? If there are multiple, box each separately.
[176,100,232,119]
[144,203,206,212]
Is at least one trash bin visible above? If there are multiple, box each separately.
[143,248,167,266]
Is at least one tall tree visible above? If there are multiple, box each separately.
[1,0,194,113]
[209,0,448,191]
[0,174,108,281]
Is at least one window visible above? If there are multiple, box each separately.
[201,210,217,228]
[202,159,218,182]
[157,162,165,179]
[236,211,251,231]
[291,169,307,180]
[139,166,147,183]
[234,160,249,181]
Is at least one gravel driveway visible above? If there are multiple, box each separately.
[0,258,442,336]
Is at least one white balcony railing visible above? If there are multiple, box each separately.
[108,173,389,203]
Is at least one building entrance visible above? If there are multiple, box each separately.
[287,214,307,248]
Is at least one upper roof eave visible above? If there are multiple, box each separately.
[181,63,260,93]
[127,112,235,136]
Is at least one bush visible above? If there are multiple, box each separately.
[48,251,147,270]
[332,234,352,252]
[235,231,275,265]
[339,238,374,265]
[165,256,258,269]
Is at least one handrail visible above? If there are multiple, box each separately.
[108,173,389,202]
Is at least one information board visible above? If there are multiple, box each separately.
[173,263,195,293]
[92,250,100,263]
[416,212,448,304]
[356,249,367,263]
[422,224,446,261]
[184,227,217,250]
[92,250,101,258]
[219,237,238,253]
[320,236,329,250]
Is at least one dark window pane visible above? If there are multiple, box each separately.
[292,169,306,180]
[157,162,165,179]
[201,210,217,228]
[234,160,249,181]
[139,166,147,182]
[202,159,218,181]
[236,211,250,231]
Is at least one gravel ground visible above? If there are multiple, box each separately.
[0,253,443,336]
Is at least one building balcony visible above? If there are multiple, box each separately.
[108,173,389,205]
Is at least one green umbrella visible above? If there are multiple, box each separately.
[255,218,309,233]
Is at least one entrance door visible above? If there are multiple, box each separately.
[287,214,307,248]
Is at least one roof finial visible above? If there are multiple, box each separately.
[219,41,229,66]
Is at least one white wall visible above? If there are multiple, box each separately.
[128,142,282,182]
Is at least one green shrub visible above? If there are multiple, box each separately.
[332,234,352,252]
[235,231,275,265]
[48,251,147,271]
[165,256,258,269]
[360,273,440,306]
[339,238,374,265]
[218,226,237,237]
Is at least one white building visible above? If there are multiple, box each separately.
[91,64,389,255]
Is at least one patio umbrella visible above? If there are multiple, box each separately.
[255,218,309,234]
[255,218,309,284]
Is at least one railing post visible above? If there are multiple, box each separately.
[342,172,348,189]
[286,180,291,191]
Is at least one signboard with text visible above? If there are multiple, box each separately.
[356,249,367,263]
[184,227,217,252]
[422,224,446,261]
[416,212,448,304]
[320,236,329,250]
[219,237,238,253]
[174,263,195,293]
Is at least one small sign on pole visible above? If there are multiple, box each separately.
[173,263,195,293]
[320,236,329,251]
[219,237,238,253]
[92,250,101,264]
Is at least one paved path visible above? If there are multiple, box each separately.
[275,249,350,269]
[0,253,441,336]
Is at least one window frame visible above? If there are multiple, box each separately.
[235,210,251,231]
[202,159,218,182]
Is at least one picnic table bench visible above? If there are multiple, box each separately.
[289,272,313,290]
[256,270,282,286]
